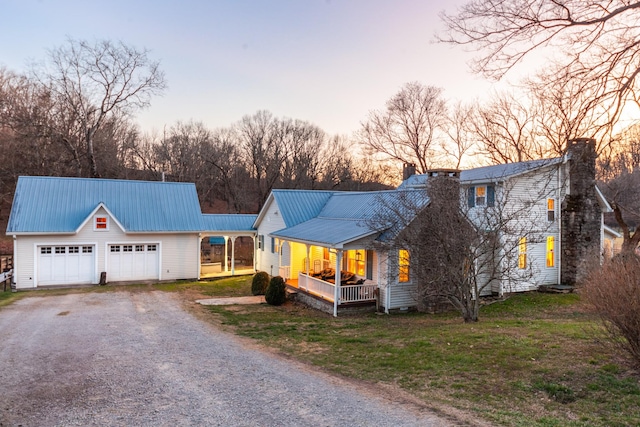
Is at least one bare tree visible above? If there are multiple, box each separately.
[205,127,254,213]
[359,82,447,173]
[32,38,166,178]
[441,102,475,169]
[371,169,558,322]
[468,92,540,164]
[439,1,640,143]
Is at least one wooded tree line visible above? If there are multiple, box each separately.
[3,33,640,218]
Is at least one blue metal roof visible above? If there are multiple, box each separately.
[202,214,257,232]
[460,158,562,183]
[398,158,563,189]
[269,189,429,247]
[7,176,205,233]
[271,190,334,227]
[271,218,377,247]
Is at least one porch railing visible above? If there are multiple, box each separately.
[341,283,378,303]
[279,266,291,280]
[297,273,377,304]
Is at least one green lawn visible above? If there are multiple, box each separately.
[186,278,639,427]
[2,277,638,426]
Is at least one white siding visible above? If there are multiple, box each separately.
[463,165,563,294]
[255,198,287,276]
[379,249,418,311]
[13,207,199,289]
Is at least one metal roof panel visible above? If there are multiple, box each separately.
[7,176,205,233]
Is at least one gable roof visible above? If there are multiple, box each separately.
[399,157,564,189]
[7,176,205,234]
[269,189,429,247]
[253,189,334,228]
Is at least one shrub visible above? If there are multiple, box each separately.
[582,254,640,368]
[265,276,287,306]
[251,271,270,296]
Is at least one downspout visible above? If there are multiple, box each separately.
[12,235,17,290]
[558,156,567,285]
[333,249,342,317]
[197,234,202,280]
[252,234,257,272]
[386,251,391,313]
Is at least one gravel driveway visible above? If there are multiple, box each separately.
[0,291,450,426]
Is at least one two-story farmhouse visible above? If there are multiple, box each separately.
[252,138,615,314]
[6,138,615,316]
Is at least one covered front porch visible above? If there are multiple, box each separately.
[275,240,379,316]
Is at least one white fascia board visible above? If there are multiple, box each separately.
[76,202,126,233]
[253,193,276,228]
[595,185,613,213]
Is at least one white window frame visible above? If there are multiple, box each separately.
[94,216,109,231]
[475,186,487,206]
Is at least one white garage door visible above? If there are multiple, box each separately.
[38,245,95,286]
[108,244,159,282]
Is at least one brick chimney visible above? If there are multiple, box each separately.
[403,163,417,181]
[561,138,601,286]
[426,169,461,213]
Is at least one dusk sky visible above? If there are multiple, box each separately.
[1,0,507,136]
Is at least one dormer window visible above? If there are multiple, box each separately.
[94,216,108,231]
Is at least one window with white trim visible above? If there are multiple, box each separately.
[518,237,527,269]
[94,216,108,231]
[399,249,410,282]
[546,236,555,267]
[547,199,555,222]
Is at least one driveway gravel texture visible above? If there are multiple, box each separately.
[0,291,451,426]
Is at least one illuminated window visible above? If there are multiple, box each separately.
[346,250,366,276]
[399,249,410,282]
[95,216,108,230]
[475,186,486,206]
[546,236,555,267]
[518,237,527,269]
[547,199,555,222]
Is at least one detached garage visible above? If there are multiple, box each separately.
[7,176,205,289]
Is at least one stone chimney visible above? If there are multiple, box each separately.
[403,163,417,181]
[561,138,601,286]
[426,169,461,213]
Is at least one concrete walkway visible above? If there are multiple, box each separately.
[196,295,265,305]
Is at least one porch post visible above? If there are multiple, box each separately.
[305,244,310,275]
[230,236,237,275]
[333,249,342,317]
[224,236,229,272]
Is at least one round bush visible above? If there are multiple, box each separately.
[251,271,270,296]
[265,276,287,306]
